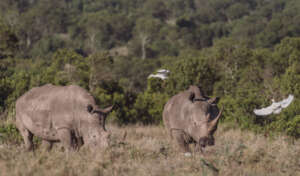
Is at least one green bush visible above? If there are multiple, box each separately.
[0,124,22,144]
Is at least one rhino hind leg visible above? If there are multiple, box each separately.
[74,137,84,150]
[172,130,191,153]
[16,119,34,151]
[70,131,83,150]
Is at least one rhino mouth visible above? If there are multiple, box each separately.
[199,138,207,148]
[198,136,215,152]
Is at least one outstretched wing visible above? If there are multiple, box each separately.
[279,94,294,108]
[254,94,294,116]
[254,102,281,116]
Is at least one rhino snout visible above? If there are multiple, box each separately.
[199,136,215,147]
[199,137,207,148]
[207,136,215,146]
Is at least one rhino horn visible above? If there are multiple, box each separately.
[100,105,114,114]
[207,97,220,104]
[208,107,223,132]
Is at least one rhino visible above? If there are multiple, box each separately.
[163,85,222,153]
[16,84,113,151]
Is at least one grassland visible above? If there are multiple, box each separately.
[0,125,299,176]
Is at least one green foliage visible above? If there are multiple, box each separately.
[0,0,300,140]
[0,20,18,59]
[279,62,300,96]
[269,99,300,138]
[132,91,168,125]
[131,78,169,124]
[165,54,217,95]
[286,115,300,137]
[2,0,300,58]
[91,80,137,125]
[225,3,250,20]
[0,123,22,144]
[44,49,90,88]
[113,57,159,92]
[0,58,16,113]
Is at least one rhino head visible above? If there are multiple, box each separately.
[188,95,223,152]
[82,104,114,149]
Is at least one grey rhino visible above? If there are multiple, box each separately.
[163,85,222,153]
[16,84,113,151]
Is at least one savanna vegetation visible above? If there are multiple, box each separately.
[1,125,299,176]
[0,0,300,175]
[1,0,299,137]
[0,1,300,174]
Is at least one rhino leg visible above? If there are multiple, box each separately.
[194,143,203,153]
[16,119,34,151]
[57,128,74,151]
[70,131,83,150]
[75,137,84,149]
[41,140,53,151]
[172,130,191,153]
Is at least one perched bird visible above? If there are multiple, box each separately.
[254,95,294,116]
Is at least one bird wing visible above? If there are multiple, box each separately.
[254,95,295,116]
[148,74,168,80]
[279,94,294,108]
[254,102,281,116]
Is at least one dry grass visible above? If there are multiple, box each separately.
[0,125,300,176]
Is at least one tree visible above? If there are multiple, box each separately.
[88,51,113,91]
[0,20,18,59]
[164,54,217,96]
[225,3,250,21]
[133,17,162,59]
[43,49,90,88]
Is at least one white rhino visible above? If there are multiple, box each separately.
[163,85,222,153]
[16,84,113,151]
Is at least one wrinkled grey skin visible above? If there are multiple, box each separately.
[16,84,113,151]
[163,85,222,153]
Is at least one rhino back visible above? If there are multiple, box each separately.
[163,91,194,130]
[16,84,96,140]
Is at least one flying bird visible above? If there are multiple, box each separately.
[148,69,170,80]
[254,95,294,116]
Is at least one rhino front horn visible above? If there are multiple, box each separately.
[100,105,114,114]
[208,107,223,132]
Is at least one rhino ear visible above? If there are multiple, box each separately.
[100,105,114,114]
[87,104,94,113]
[189,92,195,102]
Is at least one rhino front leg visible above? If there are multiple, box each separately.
[57,128,74,152]
[75,137,84,149]
[20,129,34,151]
[41,140,53,151]
[172,130,191,153]
[194,143,204,153]
[16,118,34,151]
